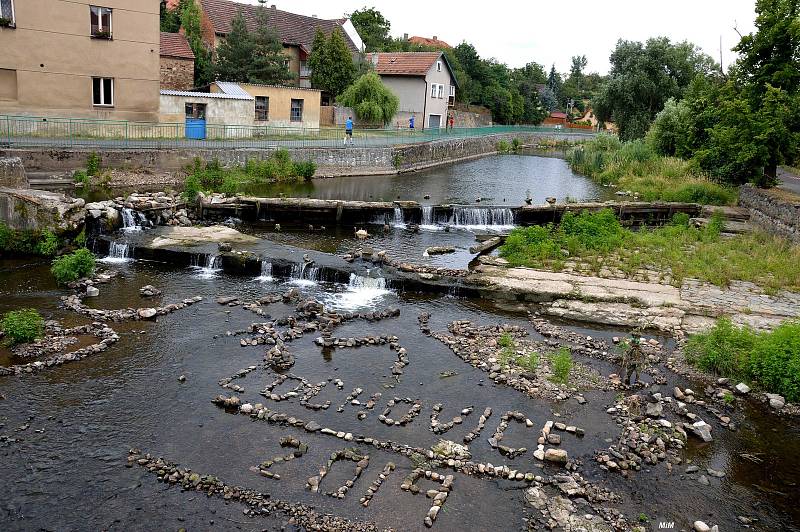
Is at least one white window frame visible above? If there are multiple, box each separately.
[90,6,113,38]
[92,77,114,107]
[437,84,443,98]
[290,98,303,122]
[449,85,455,97]
[437,61,442,72]
[0,0,16,24]
[430,83,437,98]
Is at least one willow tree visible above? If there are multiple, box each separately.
[338,72,399,125]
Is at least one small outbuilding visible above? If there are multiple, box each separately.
[211,82,321,129]
[159,32,195,91]
[159,89,254,139]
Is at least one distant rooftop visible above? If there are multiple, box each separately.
[160,32,195,60]
[408,35,452,49]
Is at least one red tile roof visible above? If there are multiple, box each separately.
[549,112,568,119]
[200,0,358,53]
[372,52,443,76]
[160,32,195,60]
[408,36,451,49]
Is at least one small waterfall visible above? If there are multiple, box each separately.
[100,241,132,263]
[256,261,274,282]
[121,208,142,232]
[325,272,392,310]
[449,207,516,230]
[420,205,440,230]
[392,207,405,228]
[289,262,320,286]
[191,253,222,278]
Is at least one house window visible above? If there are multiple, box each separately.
[185,103,206,119]
[290,99,303,122]
[92,77,113,106]
[448,85,455,106]
[255,96,269,121]
[90,6,112,38]
[431,84,437,98]
[0,0,15,26]
[437,84,443,98]
[437,61,442,72]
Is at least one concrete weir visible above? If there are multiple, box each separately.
[201,195,703,227]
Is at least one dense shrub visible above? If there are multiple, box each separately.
[1,308,44,345]
[86,152,102,176]
[0,223,63,257]
[550,347,572,384]
[51,248,96,285]
[35,230,59,256]
[292,160,317,180]
[567,135,736,206]
[685,319,800,401]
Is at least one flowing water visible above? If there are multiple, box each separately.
[4,155,799,531]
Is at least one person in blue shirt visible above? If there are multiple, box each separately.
[344,117,353,145]
[409,115,415,129]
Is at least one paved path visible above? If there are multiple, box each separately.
[777,167,800,195]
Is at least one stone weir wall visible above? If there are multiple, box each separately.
[0,132,590,178]
[738,184,800,243]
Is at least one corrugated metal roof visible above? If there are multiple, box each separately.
[159,89,253,100]
[214,81,252,97]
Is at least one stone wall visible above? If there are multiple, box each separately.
[738,184,800,243]
[0,188,85,232]
[160,57,194,91]
[0,131,590,178]
[0,157,28,188]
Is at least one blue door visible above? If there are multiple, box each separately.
[185,103,207,140]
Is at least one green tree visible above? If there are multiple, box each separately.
[160,0,181,32]
[594,37,717,140]
[338,72,399,125]
[647,97,692,157]
[349,6,389,52]
[214,10,255,82]
[733,0,800,179]
[308,28,356,98]
[249,3,293,84]
[547,64,563,108]
[180,0,213,86]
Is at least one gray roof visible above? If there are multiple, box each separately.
[213,81,253,97]
[160,89,253,100]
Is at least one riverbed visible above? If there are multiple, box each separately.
[2,155,799,531]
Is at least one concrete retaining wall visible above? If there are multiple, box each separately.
[0,157,28,188]
[738,184,800,243]
[0,131,590,178]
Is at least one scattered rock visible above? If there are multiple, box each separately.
[734,382,751,394]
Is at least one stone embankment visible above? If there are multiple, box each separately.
[1,131,590,179]
[738,184,800,243]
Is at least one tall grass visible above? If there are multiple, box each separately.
[686,318,800,401]
[181,149,316,200]
[568,136,737,206]
[499,210,800,292]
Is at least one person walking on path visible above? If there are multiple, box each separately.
[344,117,353,146]
[409,115,415,130]
[448,114,455,131]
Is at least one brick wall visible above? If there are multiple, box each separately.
[160,57,194,91]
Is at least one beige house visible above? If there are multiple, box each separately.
[197,0,362,89]
[211,82,320,128]
[370,52,457,129]
[0,0,160,121]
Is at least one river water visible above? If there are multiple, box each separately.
[1,155,798,531]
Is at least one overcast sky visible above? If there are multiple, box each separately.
[242,0,758,75]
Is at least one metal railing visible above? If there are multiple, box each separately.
[0,114,598,149]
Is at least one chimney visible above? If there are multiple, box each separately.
[312,14,317,18]
[371,53,379,66]
[271,4,276,10]
[433,36,438,40]
[403,33,408,41]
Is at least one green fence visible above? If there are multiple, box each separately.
[0,114,597,149]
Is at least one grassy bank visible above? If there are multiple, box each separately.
[686,318,800,402]
[567,135,737,206]
[183,149,316,199]
[498,209,800,292]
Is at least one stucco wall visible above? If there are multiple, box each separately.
[216,83,321,129]
[159,94,255,136]
[160,56,194,91]
[0,0,160,121]
[423,60,454,128]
